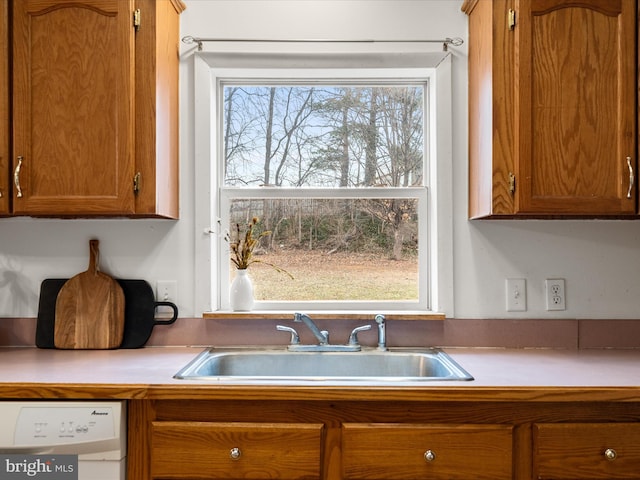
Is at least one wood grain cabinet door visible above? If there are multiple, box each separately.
[12,0,135,216]
[515,0,636,215]
[0,0,8,215]
[150,421,324,479]
[534,423,640,479]
[342,423,513,480]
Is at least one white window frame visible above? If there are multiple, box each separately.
[193,47,453,317]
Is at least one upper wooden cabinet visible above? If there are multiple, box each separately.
[464,0,637,218]
[10,0,183,218]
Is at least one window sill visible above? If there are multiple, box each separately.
[203,311,445,321]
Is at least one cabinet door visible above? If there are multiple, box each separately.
[515,0,636,215]
[12,0,135,216]
[150,421,324,479]
[0,0,8,215]
[534,423,640,479]
[342,423,513,480]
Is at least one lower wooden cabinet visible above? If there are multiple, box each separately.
[534,423,640,480]
[131,400,640,480]
[342,423,513,480]
[150,422,323,479]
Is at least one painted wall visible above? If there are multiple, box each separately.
[2,1,640,321]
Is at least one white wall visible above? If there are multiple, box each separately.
[2,1,640,320]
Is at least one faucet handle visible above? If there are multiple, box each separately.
[276,325,300,345]
[348,324,372,346]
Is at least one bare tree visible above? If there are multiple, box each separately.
[364,88,378,186]
[274,88,315,186]
[361,87,422,259]
[263,88,276,185]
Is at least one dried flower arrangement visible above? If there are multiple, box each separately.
[226,217,293,278]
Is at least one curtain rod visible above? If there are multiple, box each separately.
[181,36,464,52]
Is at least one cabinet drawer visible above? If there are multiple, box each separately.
[534,423,640,479]
[151,421,323,479]
[342,423,513,480]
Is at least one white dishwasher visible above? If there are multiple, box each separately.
[0,401,126,480]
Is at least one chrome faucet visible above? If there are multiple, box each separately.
[279,313,368,352]
[375,314,387,350]
[294,312,329,344]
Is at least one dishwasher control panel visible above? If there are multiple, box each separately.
[15,405,117,445]
[0,401,125,449]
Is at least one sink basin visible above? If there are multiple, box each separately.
[174,347,473,382]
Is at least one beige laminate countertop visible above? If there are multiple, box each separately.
[0,346,639,402]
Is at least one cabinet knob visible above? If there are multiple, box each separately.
[424,450,436,462]
[604,448,617,461]
[229,447,242,460]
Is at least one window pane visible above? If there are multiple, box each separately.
[223,85,424,188]
[227,198,419,302]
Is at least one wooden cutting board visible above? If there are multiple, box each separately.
[54,239,125,349]
[38,279,178,349]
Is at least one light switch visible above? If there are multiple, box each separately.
[156,280,177,317]
[506,278,526,312]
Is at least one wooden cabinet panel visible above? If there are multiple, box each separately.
[342,423,513,480]
[534,423,640,479]
[133,0,181,218]
[466,0,516,218]
[12,0,136,215]
[0,0,8,215]
[150,421,324,479]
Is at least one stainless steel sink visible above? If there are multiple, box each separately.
[174,347,473,382]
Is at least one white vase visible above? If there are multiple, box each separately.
[229,269,255,311]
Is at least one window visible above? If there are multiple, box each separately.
[193,48,453,316]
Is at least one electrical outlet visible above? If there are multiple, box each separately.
[506,278,527,312]
[156,280,177,316]
[545,278,566,311]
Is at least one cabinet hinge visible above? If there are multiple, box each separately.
[133,172,141,194]
[133,8,141,31]
[508,172,516,195]
[508,9,516,30]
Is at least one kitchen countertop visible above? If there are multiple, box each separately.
[1,346,639,402]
